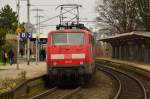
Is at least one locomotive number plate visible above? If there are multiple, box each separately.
[65,60,72,64]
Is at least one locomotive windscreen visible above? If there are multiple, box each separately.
[52,33,84,45]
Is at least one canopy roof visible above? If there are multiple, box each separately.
[99,31,150,42]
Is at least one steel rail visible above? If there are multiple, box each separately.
[96,63,147,99]
[58,86,81,99]
[29,87,57,99]
[29,86,81,99]
[97,67,121,99]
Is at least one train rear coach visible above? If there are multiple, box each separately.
[46,29,95,84]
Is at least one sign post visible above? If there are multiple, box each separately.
[18,32,32,69]
[16,26,21,70]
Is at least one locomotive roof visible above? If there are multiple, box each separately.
[49,29,91,35]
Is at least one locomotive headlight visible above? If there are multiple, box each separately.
[53,62,57,65]
[72,54,85,59]
[51,54,64,59]
[80,61,84,65]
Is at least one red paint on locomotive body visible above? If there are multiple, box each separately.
[46,29,95,84]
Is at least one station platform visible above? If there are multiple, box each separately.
[96,57,150,72]
[0,62,47,80]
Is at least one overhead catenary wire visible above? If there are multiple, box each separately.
[37,7,77,25]
[40,11,50,20]
[30,4,58,7]
[39,20,100,28]
[34,17,90,27]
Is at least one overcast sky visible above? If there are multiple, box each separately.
[0,0,99,33]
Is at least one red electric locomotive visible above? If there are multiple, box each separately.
[46,28,95,84]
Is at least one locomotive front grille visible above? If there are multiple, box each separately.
[48,66,85,76]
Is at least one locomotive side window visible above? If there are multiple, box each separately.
[91,36,95,45]
[89,35,95,45]
[52,33,84,45]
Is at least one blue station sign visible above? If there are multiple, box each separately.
[20,32,32,39]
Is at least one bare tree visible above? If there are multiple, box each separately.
[96,0,138,34]
[136,0,150,31]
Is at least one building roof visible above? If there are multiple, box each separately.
[6,34,17,40]
[99,31,150,42]
[32,32,48,38]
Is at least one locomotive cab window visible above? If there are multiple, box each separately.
[52,33,84,45]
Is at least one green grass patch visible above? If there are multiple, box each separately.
[0,78,25,93]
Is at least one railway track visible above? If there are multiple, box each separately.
[97,60,150,98]
[96,63,147,99]
[97,66,121,99]
[29,86,81,99]
[29,87,57,99]
[119,67,150,98]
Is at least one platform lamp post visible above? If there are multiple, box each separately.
[27,0,30,65]
[32,8,43,65]
[37,16,44,63]
[18,0,30,65]
[16,0,31,66]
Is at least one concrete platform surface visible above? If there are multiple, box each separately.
[0,62,47,80]
[97,57,150,72]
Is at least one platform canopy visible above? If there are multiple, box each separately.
[98,31,150,62]
[30,33,47,44]
[99,31,150,42]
